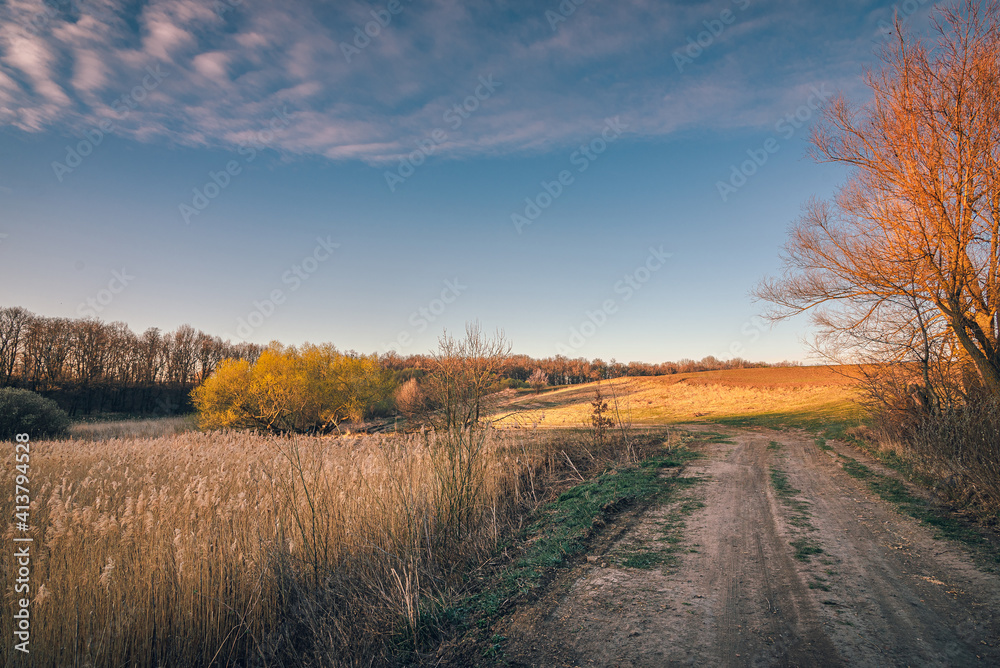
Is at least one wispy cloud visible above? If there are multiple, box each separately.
[0,0,901,163]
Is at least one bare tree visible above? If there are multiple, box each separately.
[0,307,30,386]
[72,319,109,387]
[165,324,198,386]
[426,322,511,430]
[757,1,1000,396]
[527,368,548,393]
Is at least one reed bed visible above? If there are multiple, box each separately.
[1,426,605,666]
[67,415,198,441]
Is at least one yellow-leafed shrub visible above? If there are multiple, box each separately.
[192,343,394,432]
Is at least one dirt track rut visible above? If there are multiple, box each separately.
[500,426,1000,667]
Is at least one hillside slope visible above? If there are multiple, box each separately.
[499,366,863,428]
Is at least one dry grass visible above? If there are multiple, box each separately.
[0,425,645,666]
[68,415,198,441]
[498,366,864,428]
[871,398,1000,514]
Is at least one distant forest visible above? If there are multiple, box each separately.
[0,307,264,416]
[0,306,795,417]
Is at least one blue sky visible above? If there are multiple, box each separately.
[0,0,938,363]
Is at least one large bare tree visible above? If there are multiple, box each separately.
[757,1,1000,396]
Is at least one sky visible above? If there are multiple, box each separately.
[0,0,940,364]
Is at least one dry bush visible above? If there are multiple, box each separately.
[425,323,511,430]
[0,422,653,666]
[878,399,1000,514]
[527,369,548,393]
[394,378,427,419]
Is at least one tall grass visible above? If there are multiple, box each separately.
[67,415,198,441]
[872,398,1000,515]
[1,426,626,666]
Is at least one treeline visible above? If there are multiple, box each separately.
[0,307,263,416]
[0,305,795,417]
[382,352,797,387]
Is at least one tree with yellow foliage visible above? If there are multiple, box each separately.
[192,343,394,433]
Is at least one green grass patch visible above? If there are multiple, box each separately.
[769,467,797,498]
[709,401,864,435]
[769,462,824,561]
[692,431,736,444]
[767,440,782,452]
[815,437,834,451]
[808,578,832,591]
[791,538,824,561]
[456,449,699,632]
[769,466,813,528]
[620,550,668,569]
[613,481,706,570]
[708,403,866,445]
[838,454,988,550]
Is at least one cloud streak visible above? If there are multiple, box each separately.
[0,0,903,163]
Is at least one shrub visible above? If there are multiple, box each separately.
[425,323,511,429]
[498,378,529,390]
[905,398,1000,513]
[192,343,395,433]
[394,378,427,418]
[0,388,71,440]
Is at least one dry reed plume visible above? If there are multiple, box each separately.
[1,426,578,666]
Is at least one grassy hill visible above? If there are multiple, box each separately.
[498,365,864,430]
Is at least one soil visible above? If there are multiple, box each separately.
[497,426,1000,667]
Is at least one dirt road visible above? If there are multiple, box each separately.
[500,426,1000,667]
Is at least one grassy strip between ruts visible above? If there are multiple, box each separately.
[768,463,823,561]
[448,447,700,660]
[715,413,998,567]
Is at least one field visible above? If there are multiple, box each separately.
[499,365,864,430]
[0,419,664,666]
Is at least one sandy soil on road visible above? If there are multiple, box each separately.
[499,426,1000,667]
